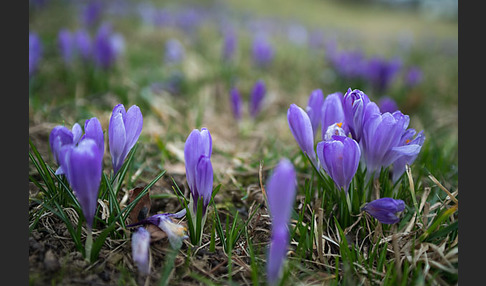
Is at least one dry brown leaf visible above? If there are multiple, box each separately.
[128,186,151,224]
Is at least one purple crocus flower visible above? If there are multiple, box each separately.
[184,128,213,214]
[249,79,266,118]
[164,38,185,65]
[378,96,399,114]
[390,129,425,182]
[81,0,103,28]
[305,89,324,136]
[58,29,76,66]
[230,86,242,120]
[128,209,188,249]
[321,92,346,140]
[58,138,103,228]
[131,227,150,275]
[342,88,371,142]
[404,66,423,88]
[82,117,105,156]
[49,123,83,175]
[328,49,366,79]
[109,104,143,175]
[222,27,237,62]
[93,23,118,70]
[266,159,296,286]
[317,135,361,192]
[287,104,317,167]
[323,123,347,141]
[362,197,405,224]
[365,56,402,94]
[252,34,274,68]
[360,105,411,180]
[29,32,43,77]
[74,29,92,61]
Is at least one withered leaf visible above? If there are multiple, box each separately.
[128,186,151,224]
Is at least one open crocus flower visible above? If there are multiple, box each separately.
[128,209,188,249]
[131,227,151,275]
[82,117,104,156]
[287,104,317,167]
[342,88,371,143]
[362,198,405,224]
[266,159,296,286]
[58,138,103,228]
[49,123,82,166]
[390,129,425,182]
[249,79,266,119]
[317,135,361,193]
[306,89,324,136]
[109,103,143,175]
[323,122,347,141]
[321,91,346,140]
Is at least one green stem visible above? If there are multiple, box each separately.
[85,226,93,262]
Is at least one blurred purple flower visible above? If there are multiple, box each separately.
[230,87,242,120]
[29,32,43,77]
[287,23,308,47]
[306,89,324,136]
[58,138,103,228]
[378,97,399,114]
[109,104,143,174]
[164,38,185,65]
[129,209,188,249]
[222,28,237,62]
[362,197,405,224]
[131,227,150,275]
[390,129,425,182]
[342,88,371,142]
[58,29,76,66]
[252,34,274,68]
[321,92,346,140]
[287,104,317,167]
[93,23,119,70]
[249,79,266,118]
[266,158,296,286]
[317,135,361,192]
[184,128,213,215]
[404,66,423,87]
[365,56,402,94]
[328,49,366,79]
[81,0,103,28]
[74,29,92,61]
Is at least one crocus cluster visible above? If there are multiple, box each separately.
[29,32,43,78]
[266,159,297,286]
[362,197,405,224]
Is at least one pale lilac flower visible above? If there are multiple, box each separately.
[266,159,296,286]
[184,128,213,214]
[58,139,103,228]
[321,92,346,140]
[109,104,143,174]
[362,198,405,224]
[305,89,324,136]
[249,79,266,118]
[131,227,150,275]
[128,209,188,249]
[317,135,361,192]
[287,104,317,167]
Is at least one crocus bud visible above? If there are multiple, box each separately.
[342,88,371,142]
[58,139,103,228]
[230,87,242,120]
[305,89,324,136]
[131,227,150,275]
[109,104,143,174]
[317,135,360,192]
[287,104,317,166]
[249,79,266,118]
[266,159,296,286]
[321,92,346,140]
[29,32,43,77]
[362,198,405,224]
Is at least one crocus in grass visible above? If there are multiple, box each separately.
[306,89,324,136]
[342,88,371,142]
[230,86,242,120]
[222,27,237,62]
[109,104,143,175]
[249,79,266,118]
[81,0,103,28]
[266,159,296,286]
[164,38,185,65]
[390,129,425,183]
[184,128,213,215]
[252,34,274,68]
[49,123,82,165]
[131,227,150,275]
[287,104,317,167]
[58,29,76,66]
[93,23,118,70]
[378,96,398,114]
[29,32,43,77]
[362,198,405,224]
[75,29,92,61]
[82,117,105,155]
[317,135,360,192]
[58,138,103,228]
[128,209,188,250]
[321,91,346,140]
[365,56,402,94]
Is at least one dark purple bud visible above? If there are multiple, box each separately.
[362,197,405,224]
[93,23,118,70]
[230,87,242,120]
[249,79,266,118]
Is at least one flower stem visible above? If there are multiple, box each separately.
[85,226,93,262]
